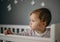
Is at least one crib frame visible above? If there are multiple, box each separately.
[0,23,60,42]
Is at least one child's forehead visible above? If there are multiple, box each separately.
[30,12,41,17]
[30,13,40,20]
[32,11,41,14]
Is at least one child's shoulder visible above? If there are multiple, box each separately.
[43,28,50,37]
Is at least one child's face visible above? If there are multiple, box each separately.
[29,13,46,31]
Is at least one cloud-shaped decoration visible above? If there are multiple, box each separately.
[14,0,18,4]
[7,4,12,11]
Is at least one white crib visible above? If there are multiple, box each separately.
[0,23,60,42]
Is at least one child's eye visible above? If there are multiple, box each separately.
[32,20,35,22]
[29,19,36,22]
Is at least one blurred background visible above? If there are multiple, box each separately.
[0,0,60,25]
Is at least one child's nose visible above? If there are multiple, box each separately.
[29,22,32,26]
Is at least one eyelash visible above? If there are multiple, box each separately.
[30,20,35,22]
[32,20,35,22]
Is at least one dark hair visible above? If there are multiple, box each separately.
[30,8,52,27]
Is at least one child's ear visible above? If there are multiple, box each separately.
[43,22,46,27]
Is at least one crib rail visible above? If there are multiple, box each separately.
[0,24,55,42]
[0,34,51,42]
[0,25,30,34]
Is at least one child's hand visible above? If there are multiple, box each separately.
[4,29,13,35]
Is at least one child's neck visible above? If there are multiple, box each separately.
[35,28,46,34]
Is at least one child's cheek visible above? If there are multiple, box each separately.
[35,22,41,28]
[33,22,39,27]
